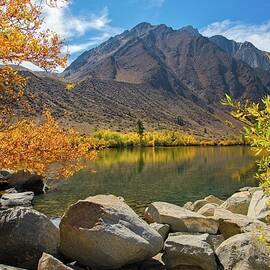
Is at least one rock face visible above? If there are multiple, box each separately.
[248,190,270,223]
[0,191,34,206]
[162,233,217,270]
[150,223,170,241]
[210,35,270,71]
[216,233,270,269]
[0,207,59,270]
[145,202,219,234]
[38,253,72,270]
[220,191,251,215]
[60,195,163,269]
[214,208,269,239]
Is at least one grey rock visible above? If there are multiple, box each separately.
[216,232,270,270]
[162,233,217,270]
[0,265,27,270]
[150,223,170,240]
[248,190,270,223]
[220,191,251,215]
[204,195,224,205]
[192,199,208,212]
[0,207,59,270]
[60,194,163,269]
[183,201,194,211]
[145,202,219,234]
[197,203,218,216]
[214,208,269,239]
[38,253,72,270]
[0,191,34,206]
[6,171,44,195]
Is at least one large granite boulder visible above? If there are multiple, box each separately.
[162,233,217,270]
[214,208,269,239]
[248,190,270,223]
[216,233,270,269]
[0,191,34,207]
[0,207,59,270]
[60,195,163,269]
[220,191,251,215]
[144,202,219,234]
[150,223,170,241]
[38,253,72,270]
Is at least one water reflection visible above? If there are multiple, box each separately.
[34,146,258,217]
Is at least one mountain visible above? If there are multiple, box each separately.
[17,23,270,137]
[210,35,270,71]
[64,23,270,105]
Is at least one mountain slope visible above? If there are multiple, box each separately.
[64,23,270,106]
[210,35,270,71]
[22,70,241,137]
[17,23,270,137]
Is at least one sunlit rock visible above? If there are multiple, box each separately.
[60,194,163,269]
[145,202,219,234]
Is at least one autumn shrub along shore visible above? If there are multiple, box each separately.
[91,129,245,148]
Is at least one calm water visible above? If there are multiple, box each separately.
[34,146,258,217]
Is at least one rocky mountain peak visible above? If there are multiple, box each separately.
[179,25,200,37]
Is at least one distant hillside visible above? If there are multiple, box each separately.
[19,70,242,138]
[16,23,270,137]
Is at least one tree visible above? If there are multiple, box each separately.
[222,94,270,198]
[0,0,96,178]
[136,120,145,137]
[176,116,184,126]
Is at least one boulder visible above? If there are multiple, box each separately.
[204,195,224,205]
[6,171,44,195]
[0,191,34,207]
[60,194,163,269]
[0,207,59,270]
[220,191,251,215]
[166,232,224,251]
[248,190,270,223]
[197,203,218,216]
[144,202,219,234]
[38,253,72,270]
[183,201,194,211]
[162,233,217,270]
[192,199,208,212]
[150,223,170,241]
[0,265,27,270]
[216,233,270,269]
[214,208,269,239]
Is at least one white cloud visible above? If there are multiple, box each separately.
[67,33,115,54]
[43,5,113,39]
[200,19,270,52]
[20,61,44,71]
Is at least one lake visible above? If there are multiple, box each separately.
[33,146,258,217]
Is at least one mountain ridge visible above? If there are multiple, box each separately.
[15,22,270,136]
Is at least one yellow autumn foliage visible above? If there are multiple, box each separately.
[0,111,97,177]
[0,0,97,178]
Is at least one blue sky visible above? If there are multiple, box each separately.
[24,0,270,70]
